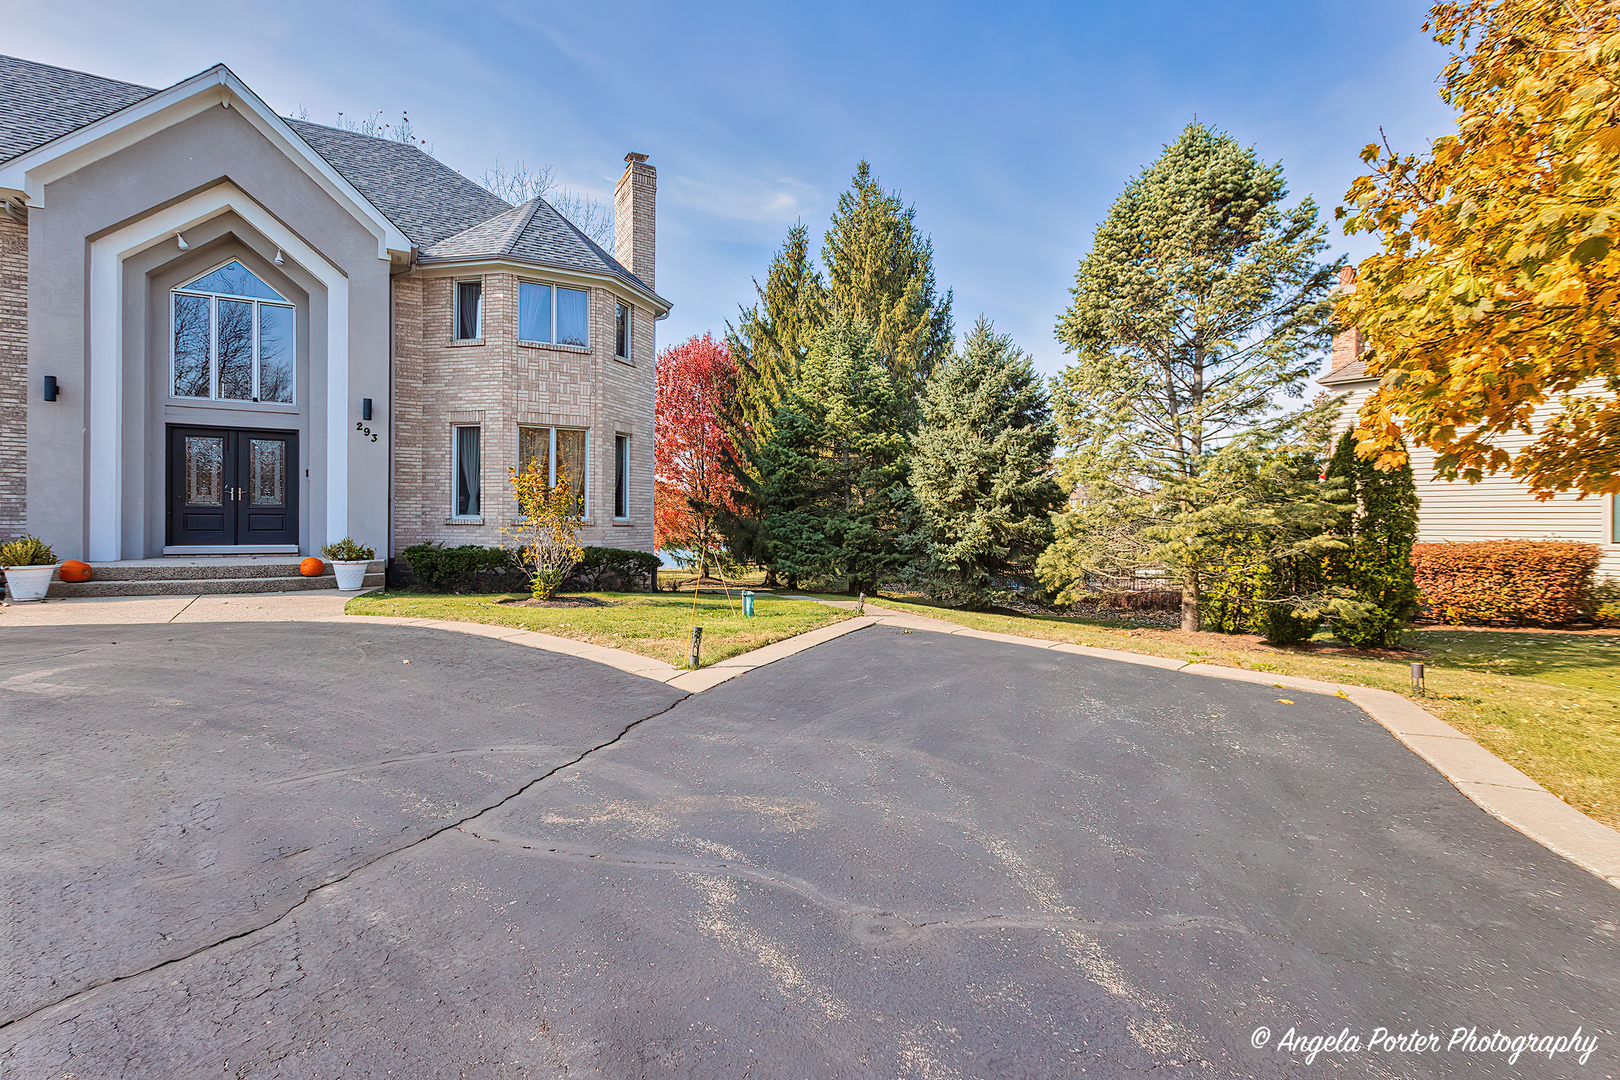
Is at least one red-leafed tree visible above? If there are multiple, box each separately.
[655,332,742,577]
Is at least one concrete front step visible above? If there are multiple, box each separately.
[67,558,384,582]
[47,572,385,598]
[37,559,386,598]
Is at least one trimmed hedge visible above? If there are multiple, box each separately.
[400,542,658,594]
[569,546,660,591]
[1411,541,1600,626]
[400,543,521,593]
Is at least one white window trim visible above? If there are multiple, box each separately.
[516,279,591,349]
[451,424,482,520]
[453,277,484,342]
[613,433,631,519]
[169,259,297,405]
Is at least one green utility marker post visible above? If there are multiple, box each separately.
[688,625,703,668]
[741,591,755,617]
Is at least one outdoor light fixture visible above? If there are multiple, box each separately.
[1410,661,1426,694]
[362,398,373,421]
[175,231,189,250]
[273,248,285,266]
[42,375,58,402]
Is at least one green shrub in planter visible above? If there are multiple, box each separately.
[401,543,520,593]
[321,537,375,561]
[0,536,56,566]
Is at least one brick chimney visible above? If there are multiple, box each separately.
[614,152,656,289]
[1330,265,1362,371]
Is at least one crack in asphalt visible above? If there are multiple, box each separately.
[455,830,1250,943]
[0,692,694,1034]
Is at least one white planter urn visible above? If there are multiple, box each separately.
[331,560,369,591]
[3,564,58,602]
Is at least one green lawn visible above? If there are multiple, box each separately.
[862,598,1620,830]
[345,591,850,669]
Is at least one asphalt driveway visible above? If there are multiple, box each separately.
[1,621,1616,1077]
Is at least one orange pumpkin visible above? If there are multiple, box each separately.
[59,559,93,583]
[299,557,325,577]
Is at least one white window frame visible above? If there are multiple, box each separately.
[516,280,591,348]
[169,259,296,404]
[451,424,482,519]
[453,277,484,342]
[516,425,590,519]
[614,433,630,519]
[614,302,631,360]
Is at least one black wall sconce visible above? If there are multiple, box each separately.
[42,376,58,402]
[362,398,373,421]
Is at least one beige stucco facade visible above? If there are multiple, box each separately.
[0,60,664,570]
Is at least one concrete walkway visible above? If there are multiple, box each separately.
[6,590,1617,889]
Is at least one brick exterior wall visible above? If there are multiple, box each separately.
[0,211,26,538]
[391,268,655,557]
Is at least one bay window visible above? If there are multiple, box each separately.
[453,425,482,517]
[455,279,483,341]
[517,281,590,347]
[517,426,588,516]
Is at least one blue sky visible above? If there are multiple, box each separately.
[10,0,1455,376]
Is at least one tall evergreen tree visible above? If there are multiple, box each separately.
[1324,430,1420,646]
[756,317,909,592]
[903,318,1063,608]
[1049,121,1342,630]
[727,222,826,443]
[823,161,954,411]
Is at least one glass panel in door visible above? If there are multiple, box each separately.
[184,436,226,506]
[248,440,285,506]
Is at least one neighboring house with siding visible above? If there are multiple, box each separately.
[1321,270,1618,579]
[0,54,667,584]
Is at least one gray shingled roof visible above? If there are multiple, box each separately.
[285,119,513,249]
[1320,357,1372,384]
[421,196,661,303]
[0,54,156,163]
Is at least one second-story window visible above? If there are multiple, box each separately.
[615,302,630,360]
[454,279,482,341]
[518,282,590,347]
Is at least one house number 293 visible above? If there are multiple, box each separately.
[355,422,378,442]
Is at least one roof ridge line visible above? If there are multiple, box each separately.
[504,197,547,256]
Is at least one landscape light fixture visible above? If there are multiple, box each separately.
[175,231,189,250]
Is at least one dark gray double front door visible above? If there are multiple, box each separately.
[166,425,298,547]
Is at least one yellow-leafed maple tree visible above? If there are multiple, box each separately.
[1338,0,1620,497]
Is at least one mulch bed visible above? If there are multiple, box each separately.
[497,595,616,609]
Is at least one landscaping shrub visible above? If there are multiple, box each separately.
[1094,589,1181,612]
[1324,432,1420,647]
[1411,540,1600,625]
[566,546,660,591]
[1595,579,1620,628]
[400,543,520,594]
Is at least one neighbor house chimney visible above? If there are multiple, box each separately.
[614,152,656,289]
[1330,265,1362,372]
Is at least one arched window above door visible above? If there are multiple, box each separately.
[172,260,295,404]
